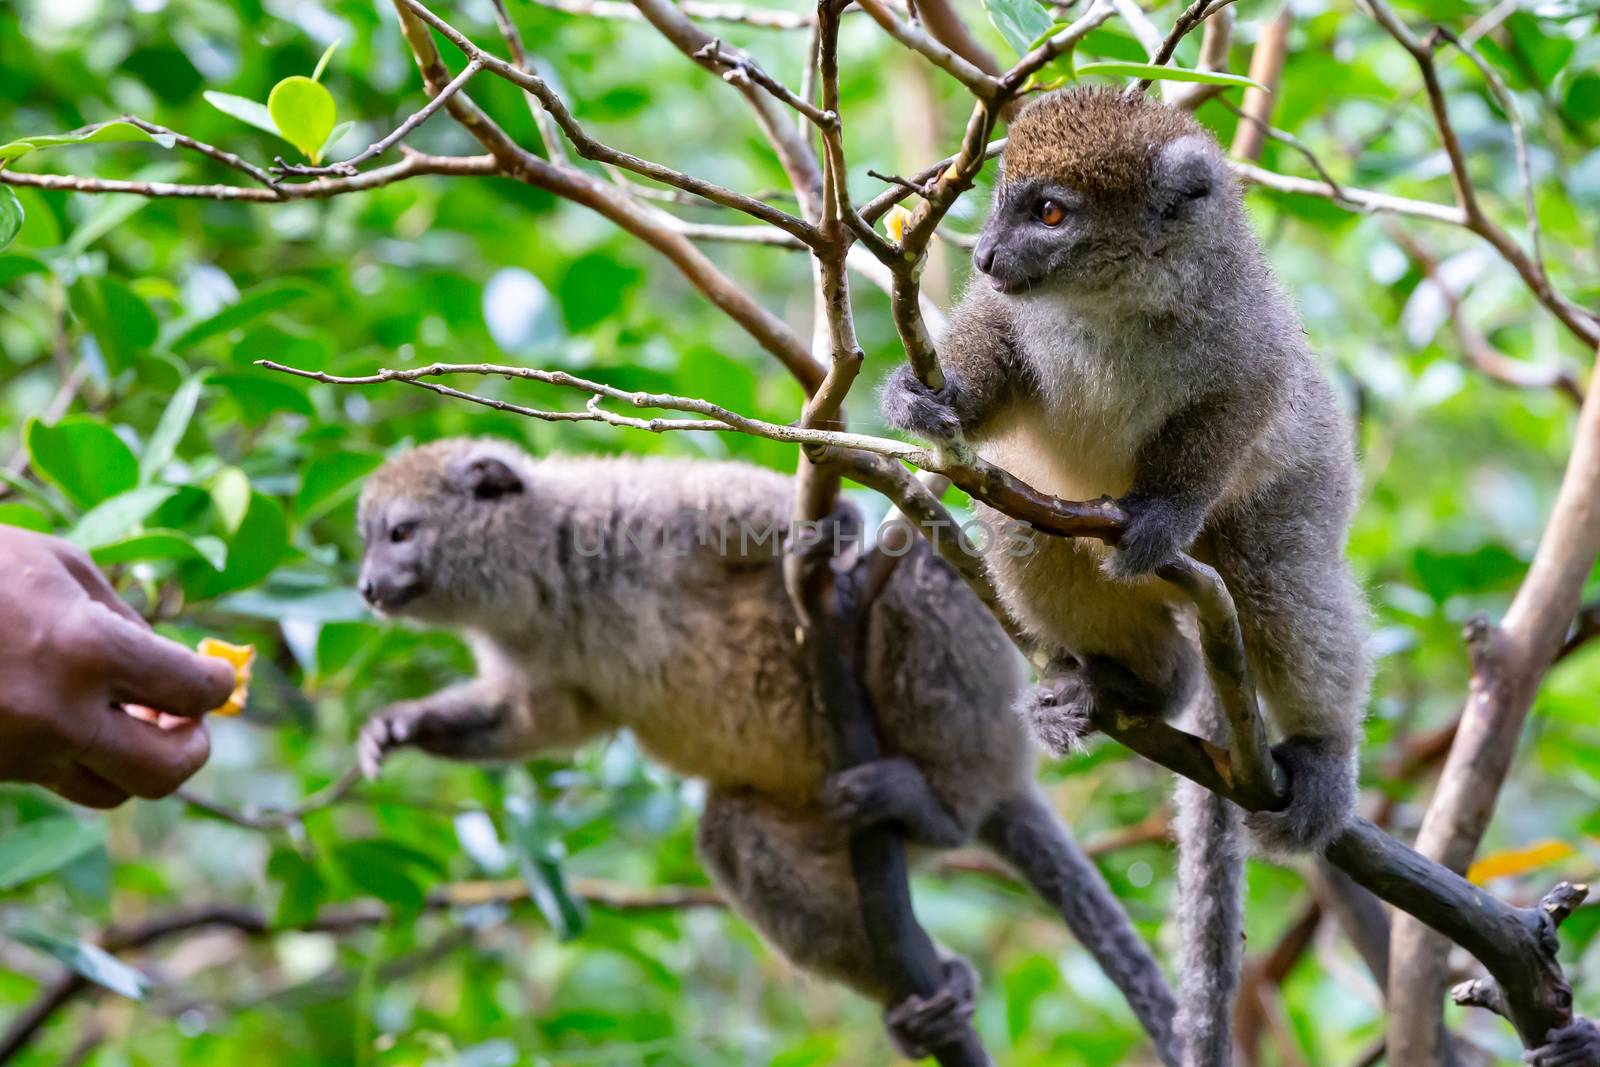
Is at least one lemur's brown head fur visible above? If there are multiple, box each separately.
[358,437,534,620]
[975,87,1234,296]
[1001,88,1201,199]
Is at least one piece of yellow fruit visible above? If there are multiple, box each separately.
[199,637,255,717]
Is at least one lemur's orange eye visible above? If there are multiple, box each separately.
[390,522,417,544]
[1035,199,1066,226]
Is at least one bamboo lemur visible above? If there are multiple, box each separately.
[880,88,1371,1065]
[354,438,1180,1064]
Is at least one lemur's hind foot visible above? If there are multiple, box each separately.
[822,757,967,848]
[1243,735,1357,856]
[1021,654,1171,756]
[883,956,979,1060]
[1016,674,1093,755]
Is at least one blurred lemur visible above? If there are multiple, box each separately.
[355,437,1180,1065]
[881,88,1371,1065]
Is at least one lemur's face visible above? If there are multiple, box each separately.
[358,492,440,615]
[974,136,1222,297]
[357,443,528,621]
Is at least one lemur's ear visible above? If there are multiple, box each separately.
[1152,134,1216,210]
[450,452,525,500]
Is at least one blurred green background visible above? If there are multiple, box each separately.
[2,0,1600,1063]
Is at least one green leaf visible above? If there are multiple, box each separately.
[0,817,105,890]
[0,120,176,163]
[91,530,227,570]
[0,188,21,253]
[1072,61,1266,90]
[504,789,585,941]
[334,840,430,915]
[268,75,336,163]
[980,0,1054,57]
[69,276,158,374]
[203,90,279,137]
[26,417,139,510]
[296,452,382,522]
[268,848,327,927]
[312,39,340,82]
[11,927,148,1001]
[140,375,206,483]
[0,503,51,533]
[68,486,178,549]
[166,280,314,352]
[183,490,288,599]
[321,120,353,157]
[209,466,252,535]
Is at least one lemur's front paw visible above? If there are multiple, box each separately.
[1243,735,1357,857]
[1017,675,1093,755]
[1103,494,1186,580]
[357,702,424,780]
[879,364,963,441]
[884,955,979,1059]
[1525,1019,1600,1067]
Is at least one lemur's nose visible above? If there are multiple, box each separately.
[973,241,996,275]
[358,577,375,603]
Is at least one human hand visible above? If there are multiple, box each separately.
[0,527,236,807]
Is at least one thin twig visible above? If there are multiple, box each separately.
[118,116,279,187]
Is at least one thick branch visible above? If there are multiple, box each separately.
[1388,354,1600,1062]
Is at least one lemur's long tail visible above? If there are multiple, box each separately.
[1172,774,1244,1067]
[979,789,1181,1067]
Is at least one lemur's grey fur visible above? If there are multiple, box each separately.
[880,87,1371,1066]
[355,437,1180,1064]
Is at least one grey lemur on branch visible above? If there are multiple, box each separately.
[354,437,1181,1064]
[880,87,1371,1066]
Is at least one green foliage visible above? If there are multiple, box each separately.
[1073,61,1266,90]
[980,0,1054,56]
[1,0,1599,1064]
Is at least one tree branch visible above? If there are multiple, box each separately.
[1387,357,1600,1062]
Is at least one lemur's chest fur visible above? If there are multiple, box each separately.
[984,296,1182,503]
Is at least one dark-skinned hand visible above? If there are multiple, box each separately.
[0,527,236,808]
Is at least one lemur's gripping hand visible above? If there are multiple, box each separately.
[1526,1020,1600,1067]
[1104,492,1198,580]
[1243,735,1358,856]
[880,364,964,442]
[357,701,425,780]
[884,954,979,1060]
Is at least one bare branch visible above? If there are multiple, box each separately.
[1173,6,1234,110]
[1227,6,1290,163]
[1383,224,1583,403]
[486,0,570,161]
[0,152,499,200]
[628,0,826,215]
[1355,0,1600,349]
[1228,160,1467,225]
[117,116,279,186]
[856,0,1000,98]
[532,0,821,30]
[178,767,362,831]
[393,0,819,244]
[692,38,837,129]
[1388,350,1600,1062]
[1141,0,1240,83]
